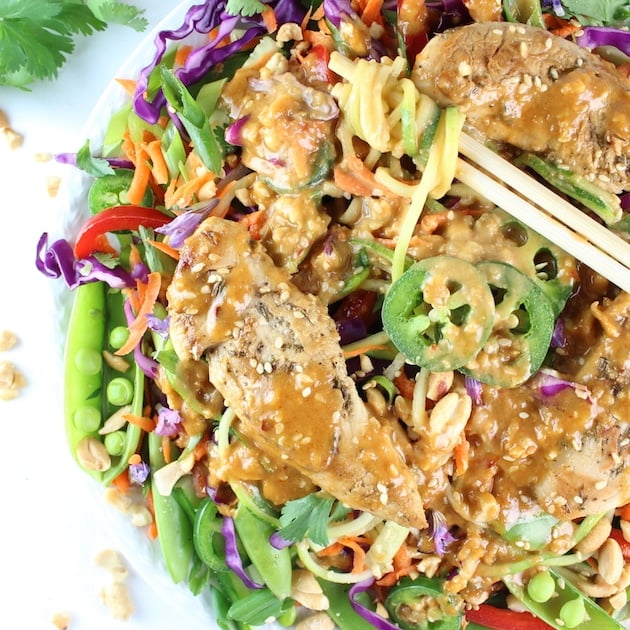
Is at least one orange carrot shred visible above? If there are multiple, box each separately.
[147,239,180,260]
[453,431,470,477]
[175,45,193,66]
[124,413,157,432]
[145,139,170,185]
[162,435,172,464]
[343,343,390,359]
[261,6,278,32]
[128,453,142,465]
[112,470,131,494]
[115,78,137,96]
[115,272,161,356]
[127,146,152,205]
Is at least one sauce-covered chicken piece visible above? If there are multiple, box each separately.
[413,22,630,193]
[166,217,426,529]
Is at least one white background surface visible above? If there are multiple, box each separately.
[0,3,219,629]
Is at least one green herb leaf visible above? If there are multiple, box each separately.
[159,65,224,174]
[556,0,629,25]
[86,0,147,32]
[225,0,267,17]
[227,589,292,625]
[278,493,335,547]
[76,140,115,178]
[0,0,146,89]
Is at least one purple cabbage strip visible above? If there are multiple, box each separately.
[155,406,183,437]
[428,511,457,557]
[221,516,265,589]
[133,0,307,124]
[123,299,161,378]
[224,116,249,146]
[129,461,151,485]
[55,152,134,170]
[464,375,483,406]
[576,26,630,56]
[269,531,293,550]
[621,193,630,210]
[155,200,218,247]
[36,233,135,290]
[348,578,402,630]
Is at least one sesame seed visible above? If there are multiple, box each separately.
[518,412,529,419]
[263,361,273,373]
[302,387,312,397]
[574,495,584,504]
[192,262,205,273]
[293,310,305,319]
[274,336,283,349]
[595,479,608,490]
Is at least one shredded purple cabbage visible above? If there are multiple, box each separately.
[464,375,483,406]
[428,511,457,557]
[155,406,183,437]
[55,153,134,170]
[336,318,368,345]
[133,0,307,124]
[551,317,566,349]
[129,460,151,485]
[224,116,249,146]
[576,26,630,56]
[122,299,161,378]
[147,313,170,337]
[349,579,401,630]
[155,201,218,247]
[534,371,575,397]
[36,234,135,289]
[269,531,293,549]
[221,516,265,589]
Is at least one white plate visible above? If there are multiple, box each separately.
[52,3,283,628]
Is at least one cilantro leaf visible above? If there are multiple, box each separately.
[86,0,148,32]
[225,0,267,17]
[0,0,146,89]
[277,493,335,547]
[557,0,630,25]
[76,139,115,178]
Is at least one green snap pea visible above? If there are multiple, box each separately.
[109,325,130,350]
[503,568,626,630]
[103,430,126,456]
[193,497,229,573]
[64,281,107,480]
[106,376,134,406]
[148,431,194,584]
[527,570,556,603]
[233,504,292,601]
[317,580,377,630]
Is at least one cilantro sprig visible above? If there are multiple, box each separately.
[0,0,147,89]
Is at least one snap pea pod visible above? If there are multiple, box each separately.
[101,358,143,485]
[64,281,107,480]
[148,431,194,584]
[233,503,293,600]
[316,580,378,630]
[503,568,626,629]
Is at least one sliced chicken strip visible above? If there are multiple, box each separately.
[413,22,630,193]
[167,216,426,529]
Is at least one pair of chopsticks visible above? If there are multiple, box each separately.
[455,132,630,294]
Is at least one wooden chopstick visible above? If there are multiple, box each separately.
[456,133,630,294]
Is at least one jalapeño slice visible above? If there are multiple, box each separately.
[462,261,555,387]
[382,256,495,371]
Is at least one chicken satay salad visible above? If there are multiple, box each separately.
[36,0,630,628]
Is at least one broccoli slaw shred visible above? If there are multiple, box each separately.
[36,0,630,628]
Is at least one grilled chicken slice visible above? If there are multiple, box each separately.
[167,216,426,529]
[458,291,630,522]
[413,22,630,193]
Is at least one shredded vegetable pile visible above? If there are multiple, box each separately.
[36,0,630,628]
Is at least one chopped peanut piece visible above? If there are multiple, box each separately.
[0,360,27,400]
[51,611,72,630]
[0,330,18,351]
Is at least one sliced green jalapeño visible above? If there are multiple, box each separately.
[88,167,154,214]
[382,256,495,372]
[463,261,555,387]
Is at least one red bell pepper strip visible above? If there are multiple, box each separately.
[465,604,554,630]
[608,528,630,561]
[73,205,172,259]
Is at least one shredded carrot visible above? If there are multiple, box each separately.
[175,44,193,67]
[111,470,131,494]
[124,413,157,433]
[317,536,370,574]
[359,0,384,25]
[393,372,415,400]
[376,543,414,586]
[193,432,210,461]
[453,431,470,477]
[145,139,170,185]
[127,145,151,205]
[146,490,158,540]
[91,233,118,256]
[261,6,278,32]
[128,453,142,465]
[619,503,630,521]
[164,171,215,209]
[334,155,396,199]
[239,209,267,240]
[115,272,162,356]
[115,78,137,96]
[147,239,180,260]
[162,435,172,464]
[542,14,581,38]
[343,343,390,359]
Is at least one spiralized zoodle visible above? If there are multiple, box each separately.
[36,0,630,628]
